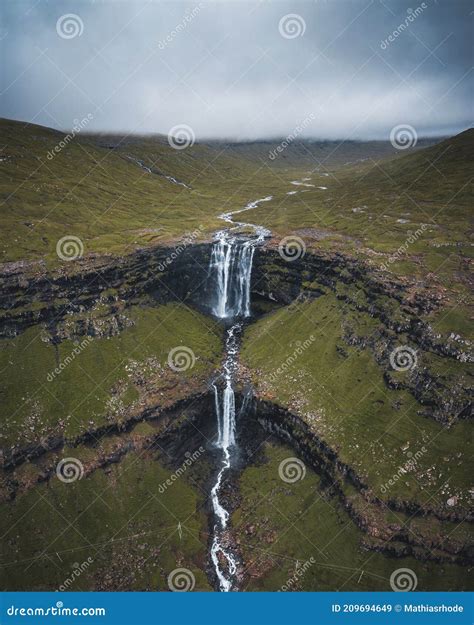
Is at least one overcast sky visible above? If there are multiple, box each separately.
[1,0,472,140]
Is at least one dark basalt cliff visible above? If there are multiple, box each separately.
[1,241,471,426]
[0,243,212,338]
[1,241,471,428]
[251,398,472,566]
[251,247,472,426]
[1,242,472,572]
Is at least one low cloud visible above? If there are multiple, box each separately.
[1,0,472,139]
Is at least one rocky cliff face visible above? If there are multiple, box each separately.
[1,241,471,424]
[251,398,472,566]
[0,241,472,589]
[0,243,212,339]
[251,247,472,426]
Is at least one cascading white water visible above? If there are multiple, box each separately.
[210,325,240,592]
[209,196,272,320]
[208,196,272,591]
[209,238,255,318]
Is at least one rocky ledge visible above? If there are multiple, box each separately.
[251,398,473,566]
[251,246,472,425]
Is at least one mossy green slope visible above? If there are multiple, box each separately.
[0,118,291,264]
[0,303,222,450]
[0,450,211,591]
[245,129,473,289]
[240,294,472,511]
[3,117,471,289]
[234,441,470,591]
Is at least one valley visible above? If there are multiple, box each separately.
[0,118,472,593]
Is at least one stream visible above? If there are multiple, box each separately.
[207,196,273,591]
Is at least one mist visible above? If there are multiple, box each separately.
[1,0,472,140]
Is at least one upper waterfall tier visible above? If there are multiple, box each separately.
[208,196,273,320]
[209,237,255,319]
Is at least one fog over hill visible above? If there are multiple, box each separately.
[1,0,472,139]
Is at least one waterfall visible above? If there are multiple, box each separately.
[209,236,255,319]
[209,324,240,591]
[208,196,272,592]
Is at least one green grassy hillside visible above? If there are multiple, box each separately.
[234,441,470,591]
[241,293,472,512]
[0,303,222,451]
[2,118,466,277]
[0,118,471,592]
[0,118,287,263]
[1,449,211,591]
[245,129,473,290]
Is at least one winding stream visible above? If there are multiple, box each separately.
[208,196,272,591]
